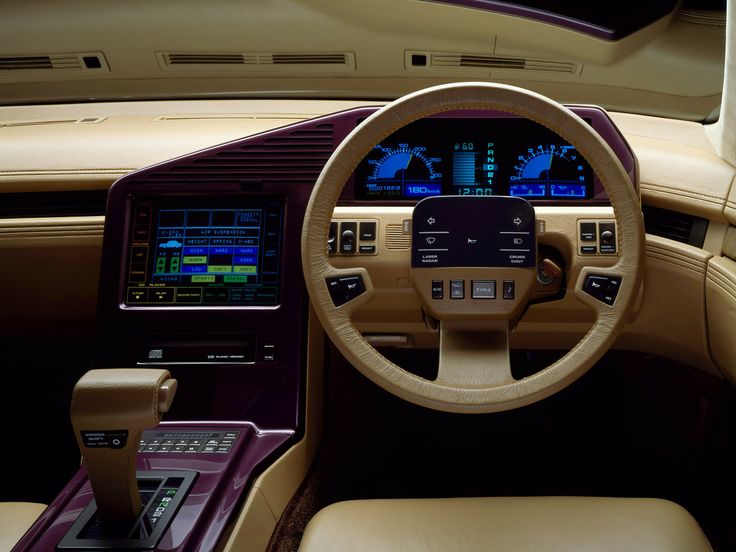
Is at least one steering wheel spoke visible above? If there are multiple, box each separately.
[574,265,627,315]
[437,321,514,389]
[322,266,374,316]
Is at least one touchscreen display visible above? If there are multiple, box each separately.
[353,117,594,201]
[124,197,283,307]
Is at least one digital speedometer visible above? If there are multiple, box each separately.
[364,144,442,199]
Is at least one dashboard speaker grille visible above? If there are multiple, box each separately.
[138,122,335,186]
[385,224,412,250]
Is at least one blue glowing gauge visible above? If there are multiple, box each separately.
[365,144,442,198]
[510,144,588,197]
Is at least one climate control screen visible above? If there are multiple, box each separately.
[124,196,283,307]
[353,116,595,201]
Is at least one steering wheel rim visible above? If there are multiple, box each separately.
[302,82,644,413]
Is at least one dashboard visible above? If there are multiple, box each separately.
[90,103,637,426]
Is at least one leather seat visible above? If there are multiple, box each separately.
[0,502,46,550]
[299,497,712,552]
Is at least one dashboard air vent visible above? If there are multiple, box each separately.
[163,53,255,65]
[407,51,580,75]
[0,53,107,72]
[158,52,355,71]
[139,122,335,186]
[269,53,349,65]
[642,205,708,248]
[0,191,108,218]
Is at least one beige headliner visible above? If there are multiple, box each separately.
[0,0,725,120]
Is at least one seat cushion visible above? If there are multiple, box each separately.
[298,497,712,552]
[0,502,46,550]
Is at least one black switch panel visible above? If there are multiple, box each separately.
[326,274,366,306]
[583,274,622,305]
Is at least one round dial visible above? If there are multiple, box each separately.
[510,144,588,198]
[365,144,442,198]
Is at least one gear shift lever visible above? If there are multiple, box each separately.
[70,369,177,527]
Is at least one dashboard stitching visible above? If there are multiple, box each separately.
[646,252,706,275]
[0,169,134,174]
[708,272,736,301]
[641,182,725,204]
[646,244,709,265]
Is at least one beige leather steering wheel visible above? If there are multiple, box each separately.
[302,82,644,413]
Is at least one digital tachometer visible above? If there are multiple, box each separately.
[510,144,588,198]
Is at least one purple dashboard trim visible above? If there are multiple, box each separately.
[14,423,292,552]
[422,0,622,40]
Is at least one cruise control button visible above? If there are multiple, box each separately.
[431,280,443,299]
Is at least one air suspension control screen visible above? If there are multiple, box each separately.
[124,197,283,306]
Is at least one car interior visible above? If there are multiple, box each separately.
[2,0,736,550]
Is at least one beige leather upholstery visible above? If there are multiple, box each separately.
[299,497,712,552]
[0,502,46,550]
[70,369,176,523]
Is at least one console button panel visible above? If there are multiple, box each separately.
[139,430,240,455]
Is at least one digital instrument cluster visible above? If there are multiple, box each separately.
[353,117,595,201]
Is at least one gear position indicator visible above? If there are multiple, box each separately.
[411,196,537,268]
